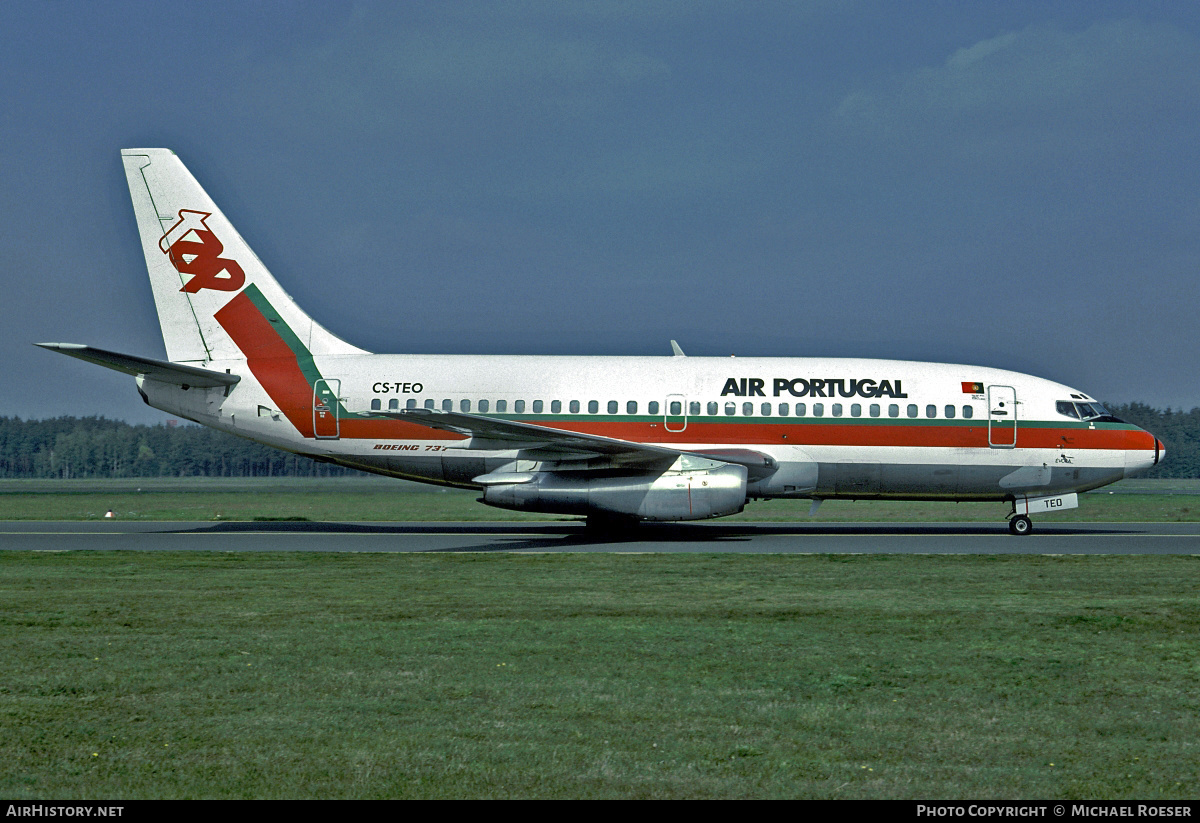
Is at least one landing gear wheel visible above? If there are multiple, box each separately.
[1008,515,1032,536]
[584,513,640,532]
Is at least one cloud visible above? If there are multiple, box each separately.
[834,18,1200,150]
[243,6,671,133]
[230,4,803,210]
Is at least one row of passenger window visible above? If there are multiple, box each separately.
[369,397,976,419]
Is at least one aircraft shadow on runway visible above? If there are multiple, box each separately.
[163,520,1135,551]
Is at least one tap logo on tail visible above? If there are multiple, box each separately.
[159,209,246,294]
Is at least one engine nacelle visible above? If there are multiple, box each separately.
[480,462,748,521]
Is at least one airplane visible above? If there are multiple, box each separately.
[38,149,1164,535]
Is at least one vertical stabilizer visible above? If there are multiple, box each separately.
[121,149,366,364]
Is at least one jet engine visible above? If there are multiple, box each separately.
[478,461,748,521]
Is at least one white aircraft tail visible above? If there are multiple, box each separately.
[121,149,366,364]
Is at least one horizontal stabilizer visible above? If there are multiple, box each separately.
[35,343,240,388]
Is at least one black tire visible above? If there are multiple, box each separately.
[1008,515,1032,536]
[584,513,640,532]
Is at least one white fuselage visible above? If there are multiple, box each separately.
[137,352,1161,505]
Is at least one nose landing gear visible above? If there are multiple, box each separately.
[1006,492,1078,535]
[1008,514,1033,536]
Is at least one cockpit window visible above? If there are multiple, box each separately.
[1059,400,1123,423]
[1056,401,1080,419]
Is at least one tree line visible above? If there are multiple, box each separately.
[1103,403,1195,478]
[0,416,360,479]
[0,405,1195,479]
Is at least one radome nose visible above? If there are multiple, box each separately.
[1124,432,1163,478]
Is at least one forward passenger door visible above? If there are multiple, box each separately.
[987,385,1017,448]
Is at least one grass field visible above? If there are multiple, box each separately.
[3,478,1197,798]
[1,476,1198,522]
[1,552,1197,799]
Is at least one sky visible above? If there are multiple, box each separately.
[3,1,1198,424]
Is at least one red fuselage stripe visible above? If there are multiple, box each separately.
[213,292,444,441]
[211,292,1156,452]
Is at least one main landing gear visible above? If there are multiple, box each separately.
[584,512,641,533]
[1007,513,1033,536]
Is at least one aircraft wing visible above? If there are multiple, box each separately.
[35,343,241,388]
[378,408,680,461]
[376,409,777,477]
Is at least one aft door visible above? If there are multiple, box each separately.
[988,385,1017,448]
[665,394,687,432]
[313,378,341,439]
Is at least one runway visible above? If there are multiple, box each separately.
[3,520,1200,554]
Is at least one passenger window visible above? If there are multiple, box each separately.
[407,399,417,410]
[569,400,580,414]
[460,399,471,412]
[870,404,880,418]
[725,402,736,416]
[424,399,435,410]
[514,400,525,413]
[649,401,659,415]
[761,402,771,416]
[907,404,917,418]
[690,401,701,416]
[944,404,955,419]
[608,401,618,414]
[708,401,718,415]
[962,405,973,419]
[888,404,899,418]
[442,399,452,412]
[851,404,861,417]
[496,400,507,413]
[478,399,489,413]
[388,399,399,411]
[588,400,598,414]
[778,403,789,416]
[627,401,638,414]
[533,400,544,413]
[795,403,806,416]
[926,405,936,418]
[370,399,381,410]
[670,401,682,415]
[813,403,824,417]
[551,400,561,413]
[832,403,843,417]
[743,402,754,416]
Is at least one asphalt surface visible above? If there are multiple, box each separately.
[2,520,1199,554]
